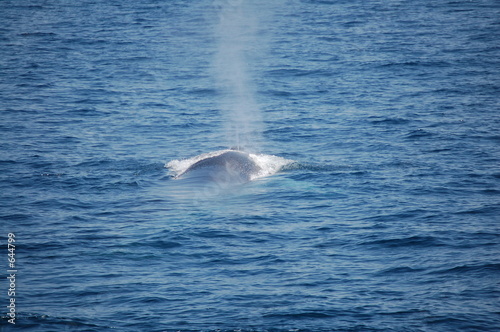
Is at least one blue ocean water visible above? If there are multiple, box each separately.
[1,0,500,331]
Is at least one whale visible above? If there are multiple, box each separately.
[177,150,261,185]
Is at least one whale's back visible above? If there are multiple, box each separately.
[179,151,261,183]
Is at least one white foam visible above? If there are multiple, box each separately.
[247,152,293,180]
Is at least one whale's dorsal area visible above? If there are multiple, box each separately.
[178,151,261,183]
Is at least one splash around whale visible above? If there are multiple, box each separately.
[166,149,293,186]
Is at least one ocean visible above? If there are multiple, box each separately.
[1,0,499,331]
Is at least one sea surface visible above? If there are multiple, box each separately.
[1,0,500,331]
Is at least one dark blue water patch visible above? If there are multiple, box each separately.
[433,230,500,249]
[424,314,499,332]
[18,32,58,39]
[264,311,336,320]
[0,213,32,223]
[375,266,426,277]
[8,313,109,332]
[376,59,453,70]
[266,68,330,78]
[261,89,296,97]
[359,235,448,250]
[367,116,411,126]
[454,204,500,217]
[281,162,362,174]
[16,240,70,257]
[403,129,435,140]
[186,88,218,96]
[62,107,105,117]
[479,188,500,196]
[429,263,500,276]
[125,238,183,250]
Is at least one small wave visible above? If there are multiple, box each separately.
[263,311,335,319]
[130,239,182,250]
[360,235,446,249]
[368,116,410,125]
[283,162,359,173]
[376,266,426,276]
[455,204,500,216]
[429,263,500,275]
[404,129,434,139]
[19,32,57,37]
[267,68,328,77]
[13,312,106,331]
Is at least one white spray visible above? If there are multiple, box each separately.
[213,0,263,152]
